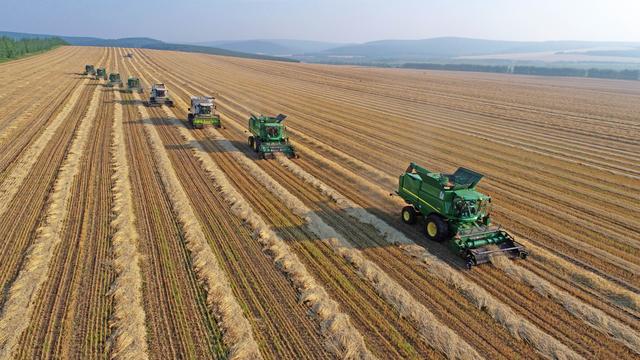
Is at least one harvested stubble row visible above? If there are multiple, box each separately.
[109,84,149,359]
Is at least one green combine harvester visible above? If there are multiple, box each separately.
[83,64,95,76]
[95,68,107,80]
[396,163,527,269]
[107,73,123,87]
[188,96,221,128]
[247,114,296,159]
[125,77,143,93]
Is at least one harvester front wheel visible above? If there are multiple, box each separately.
[248,136,255,149]
[425,214,448,242]
[401,206,417,225]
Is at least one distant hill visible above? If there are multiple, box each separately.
[307,37,640,62]
[193,39,344,56]
[144,43,299,62]
[560,48,640,58]
[0,31,297,62]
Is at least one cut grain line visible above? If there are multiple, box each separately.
[156,104,374,359]
[274,154,584,360]
[0,77,91,218]
[131,93,262,360]
[0,79,102,358]
[489,254,640,355]
[205,127,481,360]
[108,89,149,359]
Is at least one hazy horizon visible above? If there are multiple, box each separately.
[3,0,639,44]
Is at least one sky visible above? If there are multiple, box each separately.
[2,0,639,43]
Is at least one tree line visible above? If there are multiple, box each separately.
[402,63,640,81]
[0,37,67,60]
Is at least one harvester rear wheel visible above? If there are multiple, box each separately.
[425,214,448,242]
[401,206,417,225]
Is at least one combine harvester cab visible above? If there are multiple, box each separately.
[126,77,143,93]
[95,68,107,80]
[83,64,95,76]
[188,96,221,128]
[107,73,123,88]
[146,83,174,107]
[247,114,296,159]
[396,163,527,269]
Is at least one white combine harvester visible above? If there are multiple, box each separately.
[188,96,221,128]
[145,83,174,107]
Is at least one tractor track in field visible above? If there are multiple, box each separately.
[108,69,149,359]
[136,50,639,358]
[157,96,373,359]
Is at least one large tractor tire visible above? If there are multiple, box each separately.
[425,214,448,242]
[248,136,255,149]
[401,206,417,225]
[253,139,261,153]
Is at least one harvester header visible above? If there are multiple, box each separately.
[396,163,527,268]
